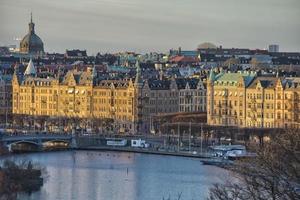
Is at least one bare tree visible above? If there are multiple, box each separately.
[0,159,47,200]
[208,128,300,200]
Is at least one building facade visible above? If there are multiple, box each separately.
[12,61,138,133]
[12,61,208,134]
[207,70,300,128]
[177,78,206,113]
[0,73,12,123]
[93,79,136,133]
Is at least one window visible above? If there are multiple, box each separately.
[257,94,262,99]
[277,113,281,119]
[277,94,281,99]
[248,103,251,109]
[277,103,281,109]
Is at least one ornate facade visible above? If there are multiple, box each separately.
[12,61,137,133]
[134,63,207,134]
[177,78,206,113]
[12,61,207,134]
[207,70,300,128]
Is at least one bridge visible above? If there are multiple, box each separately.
[0,134,76,152]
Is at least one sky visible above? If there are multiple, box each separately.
[1,0,300,54]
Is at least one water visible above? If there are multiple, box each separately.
[8,151,229,200]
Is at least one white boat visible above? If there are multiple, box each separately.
[106,138,127,146]
[209,144,256,161]
[209,145,246,157]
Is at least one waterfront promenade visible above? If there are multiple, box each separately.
[0,133,212,159]
[78,146,211,159]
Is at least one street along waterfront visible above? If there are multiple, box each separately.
[10,150,229,200]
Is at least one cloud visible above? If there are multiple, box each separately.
[0,0,299,53]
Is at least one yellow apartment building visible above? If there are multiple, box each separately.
[207,70,300,129]
[12,60,137,133]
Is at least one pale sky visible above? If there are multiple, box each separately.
[1,0,300,54]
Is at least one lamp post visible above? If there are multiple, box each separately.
[200,123,203,155]
[189,121,191,153]
[177,122,180,152]
[5,104,8,128]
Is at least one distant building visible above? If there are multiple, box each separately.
[65,49,88,59]
[177,78,206,112]
[169,56,199,64]
[0,46,10,55]
[268,44,279,53]
[0,72,12,120]
[197,42,218,50]
[19,13,44,56]
[270,52,300,65]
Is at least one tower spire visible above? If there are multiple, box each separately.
[208,68,215,82]
[135,60,143,86]
[24,58,36,76]
[28,12,35,33]
[92,64,97,79]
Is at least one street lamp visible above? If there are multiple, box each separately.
[177,122,180,152]
[189,121,192,153]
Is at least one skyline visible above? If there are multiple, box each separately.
[1,0,300,54]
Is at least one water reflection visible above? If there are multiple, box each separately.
[13,151,229,200]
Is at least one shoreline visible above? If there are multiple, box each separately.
[77,146,211,159]
[1,146,212,160]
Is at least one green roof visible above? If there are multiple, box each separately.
[215,72,256,87]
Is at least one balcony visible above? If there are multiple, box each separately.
[185,94,192,99]
[221,102,227,107]
[215,104,221,108]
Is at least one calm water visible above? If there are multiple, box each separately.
[9,151,229,200]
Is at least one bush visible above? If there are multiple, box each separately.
[0,159,46,200]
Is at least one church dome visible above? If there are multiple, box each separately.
[197,42,217,49]
[20,13,44,55]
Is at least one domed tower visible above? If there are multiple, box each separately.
[20,13,44,55]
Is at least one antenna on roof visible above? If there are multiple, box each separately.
[30,12,33,23]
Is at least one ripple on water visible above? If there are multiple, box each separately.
[11,150,229,200]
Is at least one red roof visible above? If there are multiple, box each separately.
[169,55,199,63]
